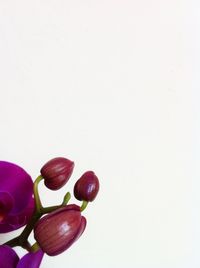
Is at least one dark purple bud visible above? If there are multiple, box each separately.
[74,171,99,202]
[34,204,86,256]
[40,157,74,190]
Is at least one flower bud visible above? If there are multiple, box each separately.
[34,204,86,256]
[74,171,99,202]
[40,157,74,190]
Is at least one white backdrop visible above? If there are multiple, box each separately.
[0,1,199,268]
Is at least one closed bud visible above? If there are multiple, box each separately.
[74,171,99,202]
[34,204,86,256]
[40,157,74,190]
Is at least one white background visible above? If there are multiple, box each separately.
[0,1,199,267]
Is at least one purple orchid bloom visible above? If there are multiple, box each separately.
[0,161,35,233]
[0,245,44,268]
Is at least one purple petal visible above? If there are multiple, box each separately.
[0,161,35,233]
[17,250,44,268]
[0,196,35,233]
[0,245,19,268]
[0,192,14,214]
[0,161,33,213]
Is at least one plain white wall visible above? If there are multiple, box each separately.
[0,1,199,267]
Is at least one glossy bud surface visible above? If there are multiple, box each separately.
[74,171,99,202]
[34,204,86,256]
[40,157,74,190]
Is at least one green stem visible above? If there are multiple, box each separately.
[34,175,44,213]
[62,192,71,205]
[18,213,41,245]
[41,205,61,214]
[4,236,20,248]
[22,240,32,252]
[80,200,88,212]
[41,192,71,214]
[31,242,40,252]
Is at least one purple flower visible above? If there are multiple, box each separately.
[0,245,44,268]
[0,161,35,233]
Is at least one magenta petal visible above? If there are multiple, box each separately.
[0,196,35,233]
[0,192,14,214]
[16,250,44,268]
[0,245,19,268]
[0,161,33,213]
[0,161,35,233]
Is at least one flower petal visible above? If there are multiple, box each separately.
[16,250,44,268]
[0,245,19,268]
[0,196,35,233]
[0,161,35,233]
[0,161,33,213]
[0,192,14,220]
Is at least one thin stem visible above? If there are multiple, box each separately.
[3,236,20,248]
[62,192,71,205]
[31,242,40,252]
[33,175,44,213]
[18,213,41,245]
[80,200,88,212]
[41,205,61,214]
[41,192,71,214]
[22,240,32,252]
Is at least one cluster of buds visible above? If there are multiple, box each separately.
[35,157,99,256]
[0,157,100,268]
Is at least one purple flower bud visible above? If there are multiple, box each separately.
[40,157,74,190]
[34,204,86,256]
[74,171,99,202]
[0,161,35,233]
